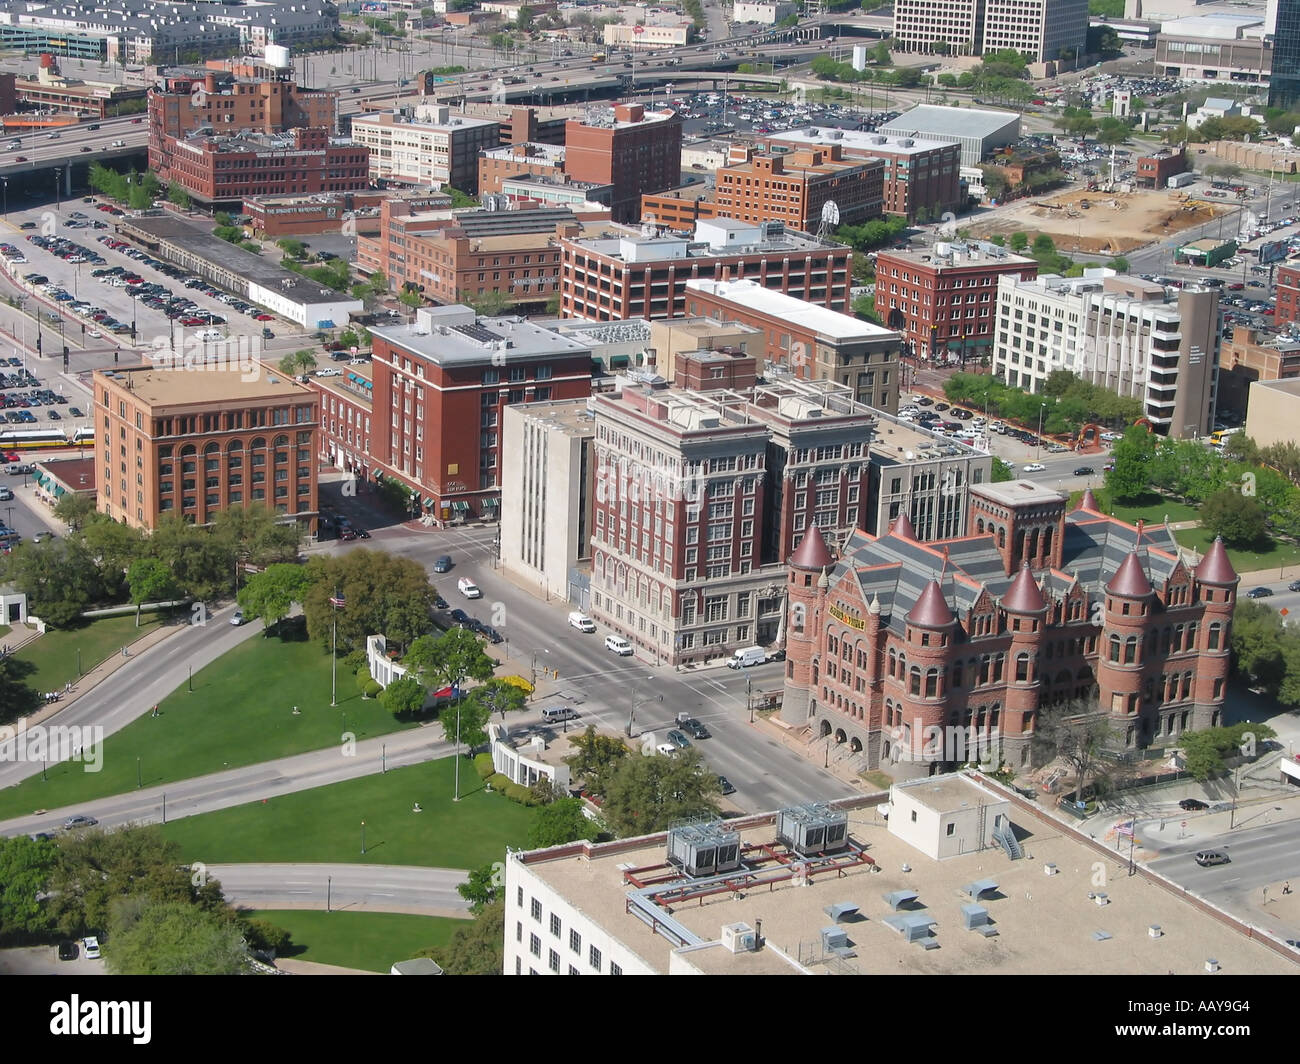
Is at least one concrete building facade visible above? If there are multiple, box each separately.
[993,271,1219,438]
[1245,376,1300,448]
[892,0,1087,62]
[501,398,597,603]
[351,106,501,193]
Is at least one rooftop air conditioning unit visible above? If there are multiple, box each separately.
[721,923,757,954]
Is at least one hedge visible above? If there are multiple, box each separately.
[474,752,495,780]
[488,773,511,792]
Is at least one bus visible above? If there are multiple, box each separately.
[71,427,94,446]
[0,428,71,450]
[1208,427,1243,448]
[591,52,606,62]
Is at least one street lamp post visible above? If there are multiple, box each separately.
[1,176,8,218]
[137,757,141,789]
[1036,402,1047,460]
[453,698,463,801]
[627,685,662,739]
[361,820,366,855]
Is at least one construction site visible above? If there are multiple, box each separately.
[969,186,1227,256]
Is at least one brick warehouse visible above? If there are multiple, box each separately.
[781,484,1237,778]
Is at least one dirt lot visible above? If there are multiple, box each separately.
[968,187,1226,255]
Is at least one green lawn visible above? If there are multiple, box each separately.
[162,759,536,868]
[1067,489,1201,527]
[249,910,466,973]
[0,630,417,821]
[15,613,162,695]
[1174,526,1300,573]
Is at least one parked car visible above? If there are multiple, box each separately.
[1246,586,1274,599]
[677,717,711,739]
[448,608,471,626]
[63,815,98,830]
[457,577,481,599]
[230,610,245,625]
[0,487,12,501]
[716,775,736,796]
[1179,797,1209,811]
[1289,580,1300,592]
[664,729,692,750]
[82,936,101,960]
[58,940,79,961]
[1023,463,1046,473]
[433,555,452,573]
[568,611,596,632]
[1073,466,1095,476]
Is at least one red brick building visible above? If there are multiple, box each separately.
[1275,260,1300,328]
[244,189,450,239]
[641,145,885,233]
[311,366,374,482]
[561,218,854,321]
[148,69,335,142]
[366,305,594,521]
[152,126,370,208]
[478,142,567,197]
[564,103,683,223]
[782,485,1237,778]
[762,127,963,221]
[874,242,1038,362]
[673,347,759,392]
[1135,147,1189,190]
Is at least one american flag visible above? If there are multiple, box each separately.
[329,595,346,609]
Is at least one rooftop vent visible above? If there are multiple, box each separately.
[721,922,757,953]
[777,803,848,857]
[667,820,741,878]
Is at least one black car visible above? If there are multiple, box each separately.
[1246,586,1274,599]
[57,941,78,961]
[933,402,950,412]
[678,717,711,739]
[953,409,974,419]
[448,608,471,626]
[1074,466,1095,476]
[1289,580,1300,592]
[433,595,449,610]
[716,775,736,796]
[915,397,933,406]
[433,555,453,573]
[1179,797,1209,811]
[479,624,504,645]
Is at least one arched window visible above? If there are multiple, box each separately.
[250,436,267,451]
[1015,652,1029,682]
[998,527,1006,549]
[925,668,938,698]
[226,439,244,454]
[909,666,921,696]
[1042,526,1053,560]
[888,648,897,677]
[993,653,1005,682]
[1181,671,1192,699]
[180,444,197,457]
[1109,634,1121,663]
[1173,624,1185,653]
[274,434,290,448]
[203,442,220,456]
[1208,622,1222,650]
[952,662,963,687]
[1124,636,1137,665]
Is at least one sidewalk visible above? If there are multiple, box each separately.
[11,619,182,730]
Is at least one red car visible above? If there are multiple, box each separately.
[254,313,275,321]
[179,316,204,326]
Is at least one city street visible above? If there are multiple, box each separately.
[209,863,471,917]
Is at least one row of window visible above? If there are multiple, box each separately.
[521,891,621,975]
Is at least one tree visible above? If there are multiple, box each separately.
[292,349,318,375]
[126,558,177,627]
[0,653,40,725]
[277,238,307,260]
[237,563,310,634]
[1031,700,1120,803]
[405,627,496,696]
[1,537,103,628]
[457,862,504,914]
[398,288,423,310]
[442,185,478,209]
[0,835,58,935]
[564,725,630,795]
[852,292,881,324]
[1201,487,1267,547]
[1105,424,1156,502]
[600,749,721,837]
[1204,162,1242,179]
[992,457,1015,482]
[439,691,492,753]
[1031,233,1056,258]
[79,515,148,596]
[1179,722,1277,781]
[467,289,510,317]
[528,797,598,848]
[278,354,299,377]
[53,492,96,531]
[1009,231,1029,252]
[474,676,527,720]
[302,550,438,654]
[1106,255,1130,273]
[380,674,427,716]
[1198,115,1262,142]
[424,899,504,975]
[1095,117,1131,146]
[106,898,251,975]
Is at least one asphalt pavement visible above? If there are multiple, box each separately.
[209,862,471,917]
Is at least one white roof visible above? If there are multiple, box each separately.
[684,278,897,341]
[1160,12,1263,38]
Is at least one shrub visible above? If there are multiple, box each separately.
[488,773,511,792]
[364,679,382,699]
[474,752,495,780]
[355,667,372,696]
[504,782,539,806]
[242,918,292,955]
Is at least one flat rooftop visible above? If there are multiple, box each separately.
[767,126,957,157]
[510,397,597,439]
[518,796,1300,975]
[894,774,994,815]
[121,215,347,302]
[880,104,1020,141]
[1251,377,1300,396]
[370,306,592,367]
[569,222,838,263]
[482,142,566,164]
[869,411,982,462]
[685,278,897,341]
[879,242,1037,269]
[95,366,310,408]
[974,478,1068,507]
[351,110,499,133]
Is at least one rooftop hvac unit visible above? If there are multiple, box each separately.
[667,821,741,878]
[759,220,785,242]
[721,922,757,953]
[777,804,848,856]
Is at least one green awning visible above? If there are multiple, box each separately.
[591,357,606,372]
[482,497,499,511]
[452,500,470,513]
[609,354,630,369]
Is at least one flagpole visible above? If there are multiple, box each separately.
[330,588,343,708]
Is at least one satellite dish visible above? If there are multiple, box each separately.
[821,200,841,227]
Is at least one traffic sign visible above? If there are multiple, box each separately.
[1282,607,1290,617]
[1181,820,1187,828]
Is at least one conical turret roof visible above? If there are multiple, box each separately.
[890,511,916,541]
[791,524,833,570]
[1107,551,1153,597]
[907,579,954,627]
[1077,487,1100,512]
[1195,536,1238,585]
[1002,564,1047,613]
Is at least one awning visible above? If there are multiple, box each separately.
[591,357,606,372]
[452,500,470,514]
[482,497,499,511]
[609,354,630,369]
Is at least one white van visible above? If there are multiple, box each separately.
[605,634,633,656]
[197,328,223,342]
[457,577,481,599]
[541,705,581,724]
[727,646,766,669]
[567,611,596,632]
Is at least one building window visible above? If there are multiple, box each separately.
[530,898,541,921]
[548,949,560,973]
[589,945,601,970]
[610,961,623,976]
[549,913,560,937]
[529,933,540,957]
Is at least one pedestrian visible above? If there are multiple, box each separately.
[151,704,159,718]
[1285,881,1293,895]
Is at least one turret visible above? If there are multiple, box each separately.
[780,525,834,727]
[1191,537,1239,729]
[1000,564,1047,770]
[895,579,958,778]
[1097,552,1155,747]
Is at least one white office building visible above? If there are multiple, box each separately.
[350,106,500,192]
[993,270,1219,437]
